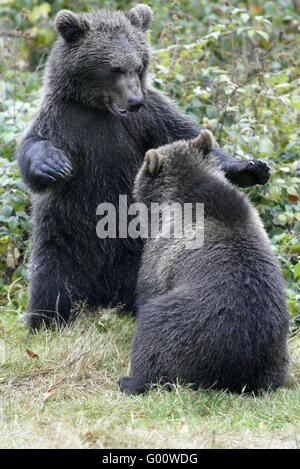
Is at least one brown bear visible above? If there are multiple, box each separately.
[17,5,270,329]
[118,130,289,395]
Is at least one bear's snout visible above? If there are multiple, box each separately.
[128,97,144,112]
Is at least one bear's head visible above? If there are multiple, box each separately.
[45,5,153,116]
[134,130,222,203]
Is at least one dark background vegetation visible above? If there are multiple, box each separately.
[0,0,299,326]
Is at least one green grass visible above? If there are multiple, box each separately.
[0,309,299,449]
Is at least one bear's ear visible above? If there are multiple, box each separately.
[191,130,215,156]
[55,10,89,42]
[127,4,153,32]
[145,149,164,176]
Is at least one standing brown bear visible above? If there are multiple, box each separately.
[17,5,270,329]
[118,130,289,395]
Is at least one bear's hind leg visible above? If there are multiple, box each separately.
[26,275,73,330]
[26,243,97,330]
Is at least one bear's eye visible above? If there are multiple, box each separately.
[111,67,123,74]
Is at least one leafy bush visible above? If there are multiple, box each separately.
[0,0,299,323]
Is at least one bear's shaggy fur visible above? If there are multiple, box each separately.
[17,5,270,329]
[118,130,289,395]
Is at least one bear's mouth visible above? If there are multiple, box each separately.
[104,97,128,118]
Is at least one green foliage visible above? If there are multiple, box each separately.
[0,0,299,322]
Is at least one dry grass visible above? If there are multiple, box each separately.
[0,310,299,449]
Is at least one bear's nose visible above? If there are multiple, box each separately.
[128,97,144,112]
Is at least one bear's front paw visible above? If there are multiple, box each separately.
[243,159,271,185]
[118,376,145,395]
[31,147,73,186]
[226,159,271,188]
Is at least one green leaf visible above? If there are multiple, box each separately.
[1,205,13,219]
[29,3,51,22]
[256,30,269,41]
[263,1,277,17]
[7,216,18,230]
[294,263,300,280]
[258,137,273,154]
[241,13,250,24]
[291,96,300,110]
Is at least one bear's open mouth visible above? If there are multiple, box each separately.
[104,97,128,118]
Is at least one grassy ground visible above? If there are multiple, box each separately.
[0,308,299,449]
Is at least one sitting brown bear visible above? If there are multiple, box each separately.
[118,130,289,395]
